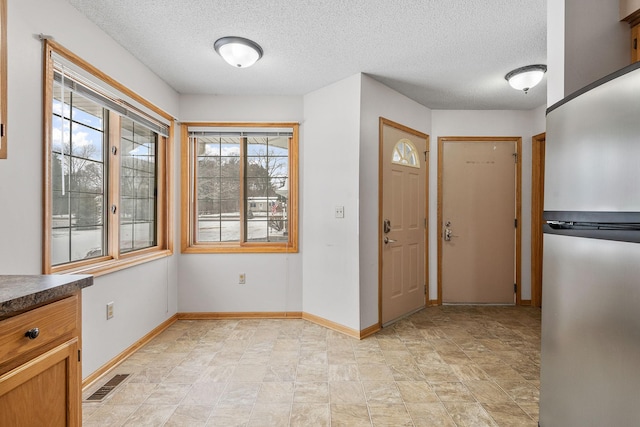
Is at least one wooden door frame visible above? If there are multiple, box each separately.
[437,136,522,305]
[378,117,429,326]
[531,132,546,307]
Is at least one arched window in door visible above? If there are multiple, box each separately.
[392,139,420,168]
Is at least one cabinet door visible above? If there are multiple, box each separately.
[0,339,80,427]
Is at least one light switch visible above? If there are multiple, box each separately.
[335,206,344,218]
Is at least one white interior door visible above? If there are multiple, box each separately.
[381,119,427,325]
[440,139,516,304]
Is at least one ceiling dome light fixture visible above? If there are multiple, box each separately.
[505,64,547,94]
[214,36,263,68]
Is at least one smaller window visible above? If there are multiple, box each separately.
[392,139,420,168]
[181,122,299,253]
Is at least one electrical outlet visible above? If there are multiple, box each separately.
[335,206,345,218]
[106,302,114,320]
[239,273,246,284]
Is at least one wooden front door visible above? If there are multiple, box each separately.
[380,118,428,325]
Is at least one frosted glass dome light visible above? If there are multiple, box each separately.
[505,64,547,94]
[214,37,263,68]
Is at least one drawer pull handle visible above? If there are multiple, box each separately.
[25,328,40,340]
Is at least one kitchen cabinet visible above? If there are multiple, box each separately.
[0,275,92,426]
[620,1,640,62]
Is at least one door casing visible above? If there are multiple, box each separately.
[437,136,522,305]
[531,132,546,307]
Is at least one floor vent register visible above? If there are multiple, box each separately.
[84,374,130,402]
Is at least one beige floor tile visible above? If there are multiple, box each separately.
[144,383,191,405]
[263,363,298,382]
[355,351,386,364]
[328,351,357,364]
[104,382,158,405]
[229,363,268,381]
[482,402,538,426]
[430,381,476,402]
[368,403,413,426]
[405,402,456,427]
[206,404,252,426]
[164,365,205,383]
[256,381,295,403]
[296,363,328,382]
[389,363,427,381]
[83,404,139,426]
[444,402,499,427]
[329,381,366,403]
[247,403,291,426]
[449,363,491,380]
[463,380,512,403]
[290,403,330,427]
[164,404,212,427]
[197,365,235,383]
[361,381,403,404]
[358,364,395,381]
[330,403,372,427]
[123,403,176,426]
[396,381,440,403]
[218,382,261,406]
[328,364,360,381]
[518,402,540,420]
[293,381,329,403]
[477,362,526,380]
[181,382,226,406]
[84,306,541,426]
[495,380,540,403]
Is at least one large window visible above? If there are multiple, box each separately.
[182,123,298,253]
[44,40,173,275]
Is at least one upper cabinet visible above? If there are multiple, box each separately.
[620,0,640,62]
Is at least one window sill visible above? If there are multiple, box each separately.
[182,243,298,254]
[49,249,173,277]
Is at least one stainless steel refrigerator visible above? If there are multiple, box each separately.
[539,62,640,426]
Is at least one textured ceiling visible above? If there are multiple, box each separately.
[66,0,547,110]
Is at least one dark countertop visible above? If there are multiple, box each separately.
[0,275,93,319]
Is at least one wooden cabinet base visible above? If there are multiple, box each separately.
[0,339,80,426]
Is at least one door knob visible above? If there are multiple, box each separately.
[444,228,458,241]
[384,236,397,244]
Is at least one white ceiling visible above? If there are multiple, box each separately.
[66,0,547,110]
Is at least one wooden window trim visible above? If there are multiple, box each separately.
[43,40,174,277]
[181,122,299,254]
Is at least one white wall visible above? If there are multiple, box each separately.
[547,0,565,106]
[430,108,546,302]
[358,75,431,329]
[177,95,304,313]
[564,0,629,96]
[5,0,181,378]
[301,74,362,330]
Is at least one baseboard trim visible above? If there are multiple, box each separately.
[520,299,532,306]
[177,311,303,320]
[428,299,440,306]
[359,323,381,339]
[82,314,178,390]
[301,312,361,339]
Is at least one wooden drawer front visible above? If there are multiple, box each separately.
[0,296,78,368]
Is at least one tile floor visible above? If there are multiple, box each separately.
[82,305,541,426]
